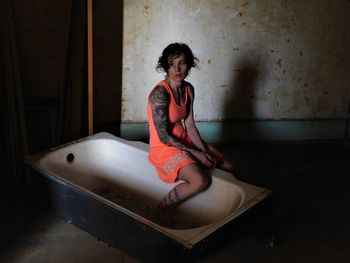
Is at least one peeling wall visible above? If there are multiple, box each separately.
[122,0,350,122]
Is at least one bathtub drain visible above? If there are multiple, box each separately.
[67,153,75,163]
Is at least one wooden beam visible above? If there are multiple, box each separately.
[87,0,93,135]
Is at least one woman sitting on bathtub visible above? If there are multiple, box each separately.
[147,43,236,212]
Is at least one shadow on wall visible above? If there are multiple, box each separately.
[221,57,261,142]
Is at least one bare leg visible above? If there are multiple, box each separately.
[159,163,209,210]
[217,158,236,173]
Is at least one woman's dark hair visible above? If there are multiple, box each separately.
[156,43,199,72]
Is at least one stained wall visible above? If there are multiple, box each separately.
[123,0,350,124]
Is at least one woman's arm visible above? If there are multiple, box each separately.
[149,86,215,168]
[149,85,196,151]
[184,84,207,152]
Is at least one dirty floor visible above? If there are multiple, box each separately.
[1,141,350,262]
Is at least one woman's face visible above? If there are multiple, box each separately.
[167,53,189,82]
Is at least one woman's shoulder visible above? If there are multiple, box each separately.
[184,81,195,95]
[148,82,170,102]
[152,80,170,91]
[183,80,193,87]
[184,80,194,89]
[153,81,170,93]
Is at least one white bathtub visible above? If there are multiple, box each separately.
[25,132,272,260]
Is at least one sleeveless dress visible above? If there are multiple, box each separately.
[147,80,223,183]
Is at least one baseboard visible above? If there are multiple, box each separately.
[120,119,348,143]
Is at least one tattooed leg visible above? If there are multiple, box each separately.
[159,187,183,210]
[159,163,209,210]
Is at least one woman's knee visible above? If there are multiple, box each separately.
[190,172,209,192]
[179,164,209,192]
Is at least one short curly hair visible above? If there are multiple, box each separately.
[156,43,199,73]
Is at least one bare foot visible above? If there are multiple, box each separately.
[218,159,238,173]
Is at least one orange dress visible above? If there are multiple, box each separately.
[147,80,223,183]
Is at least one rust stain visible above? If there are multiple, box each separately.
[144,5,150,14]
[208,59,212,64]
[276,59,282,68]
[241,1,249,7]
[304,83,309,87]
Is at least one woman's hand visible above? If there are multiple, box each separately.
[191,150,216,168]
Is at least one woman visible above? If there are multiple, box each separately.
[147,43,235,212]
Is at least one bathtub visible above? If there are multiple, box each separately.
[24,132,273,261]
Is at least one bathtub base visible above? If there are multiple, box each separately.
[24,132,274,262]
[41,171,275,262]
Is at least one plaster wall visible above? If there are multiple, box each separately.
[122,0,350,123]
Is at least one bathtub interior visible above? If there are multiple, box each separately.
[27,132,272,247]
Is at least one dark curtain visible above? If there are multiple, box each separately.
[0,0,29,185]
[0,0,86,186]
[59,0,87,144]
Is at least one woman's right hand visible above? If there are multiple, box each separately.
[191,150,216,168]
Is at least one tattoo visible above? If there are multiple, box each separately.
[160,197,168,209]
[154,90,168,104]
[149,86,170,143]
[160,187,182,209]
[173,188,181,202]
[149,86,198,154]
[154,105,166,118]
[167,194,172,206]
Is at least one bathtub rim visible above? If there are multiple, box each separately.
[24,132,273,249]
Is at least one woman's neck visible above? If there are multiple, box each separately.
[165,77,184,91]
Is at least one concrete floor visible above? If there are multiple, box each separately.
[1,141,350,262]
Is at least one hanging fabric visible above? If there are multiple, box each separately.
[0,0,29,184]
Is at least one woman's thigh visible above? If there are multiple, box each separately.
[178,163,208,185]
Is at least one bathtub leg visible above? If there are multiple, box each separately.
[264,194,277,249]
[266,235,276,249]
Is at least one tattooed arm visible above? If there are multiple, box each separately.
[149,86,193,151]
[149,86,215,168]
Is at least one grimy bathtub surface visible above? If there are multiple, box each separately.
[25,132,272,257]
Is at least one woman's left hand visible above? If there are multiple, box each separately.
[191,150,216,168]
